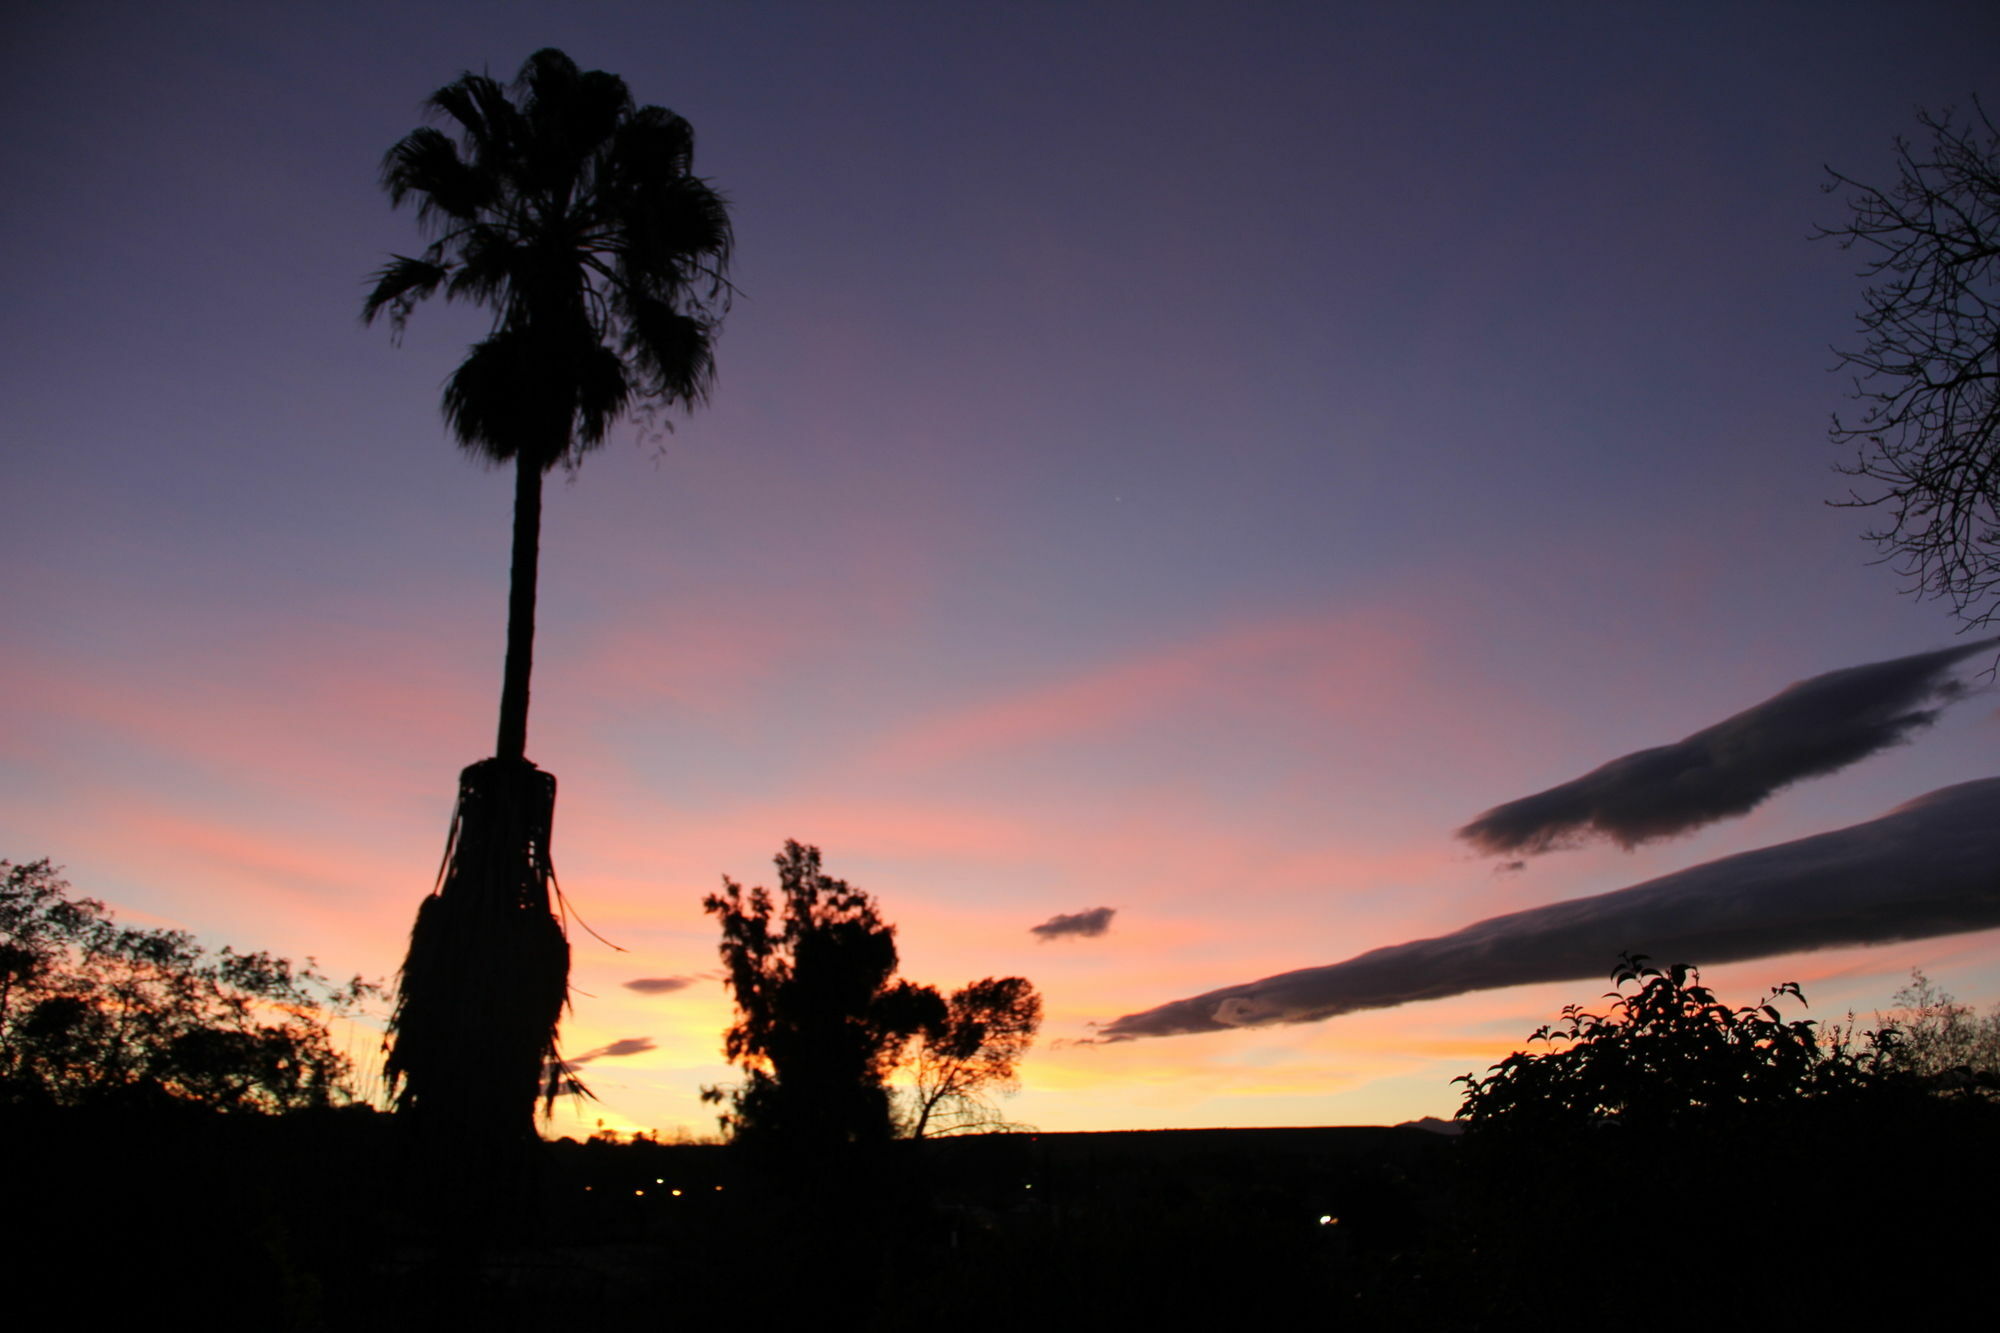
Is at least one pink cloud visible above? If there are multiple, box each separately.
[868,607,1455,772]
[8,793,428,994]
[4,621,484,809]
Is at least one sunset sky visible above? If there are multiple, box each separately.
[5,1,1997,1138]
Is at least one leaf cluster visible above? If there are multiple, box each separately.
[1454,954,1891,1133]
[1,859,380,1113]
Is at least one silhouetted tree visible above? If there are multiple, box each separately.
[0,859,377,1111]
[907,975,1041,1138]
[364,49,732,1144]
[703,842,944,1154]
[1819,101,2000,632]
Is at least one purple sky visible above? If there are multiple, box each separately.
[5,2,1997,1135]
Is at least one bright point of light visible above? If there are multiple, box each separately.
[1318,1215,1339,1226]
[671,1188,683,1196]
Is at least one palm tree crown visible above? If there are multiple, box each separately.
[366,47,732,473]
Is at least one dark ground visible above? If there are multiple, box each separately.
[13,1104,1994,1329]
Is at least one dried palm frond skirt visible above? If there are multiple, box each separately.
[386,757,570,1146]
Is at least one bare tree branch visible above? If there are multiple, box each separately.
[1819,99,2000,631]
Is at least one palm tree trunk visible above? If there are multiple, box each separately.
[495,453,541,762]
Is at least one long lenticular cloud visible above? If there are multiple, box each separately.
[1100,778,2000,1040]
[1458,641,1993,856]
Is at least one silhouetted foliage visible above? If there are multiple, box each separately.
[1870,967,2000,1097]
[907,975,1042,1138]
[1427,955,1999,1329]
[0,859,377,1111]
[1454,953,1890,1131]
[703,842,944,1154]
[1819,100,2000,631]
[366,48,732,1145]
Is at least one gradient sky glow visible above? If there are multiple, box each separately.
[5,2,1998,1137]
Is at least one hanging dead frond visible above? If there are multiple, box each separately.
[386,757,572,1144]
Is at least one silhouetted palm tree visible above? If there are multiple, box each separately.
[365,49,731,1146]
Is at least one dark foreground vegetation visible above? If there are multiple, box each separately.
[10,882,1997,1331]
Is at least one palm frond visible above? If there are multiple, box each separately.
[615,174,735,303]
[514,47,583,100]
[623,299,715,406]
[361,254,449,332]
[568,339,638,449]
[441,332,571,466]
[441,331,634,467]
[440,227,528,310]
[427,73,515,161]
[612,106,696,181]
[380,126,487,226]
[519,56,631,194]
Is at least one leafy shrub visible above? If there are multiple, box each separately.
[1435,956,1995,1327]
[1454,953,1890,1131]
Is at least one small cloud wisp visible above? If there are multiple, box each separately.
[1032,906,1117,941]
[568,1037,659,1067]
[1102,778,2000,1039]
[1458,641,1991,856]
[624,975,699,995]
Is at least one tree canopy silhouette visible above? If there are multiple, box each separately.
[704,842,945,1154]
[1820,100,2000,633]
[1,859,377,1112]
[907,975,1041,1138]
[365,49,731,1146]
